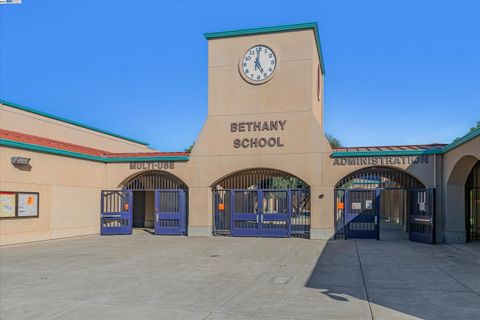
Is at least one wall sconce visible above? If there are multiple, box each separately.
[11,156,31,165]
[318,194,324,199]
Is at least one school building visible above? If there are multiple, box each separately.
[1,23,479,246]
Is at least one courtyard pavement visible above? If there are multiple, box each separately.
[1,225,480,320]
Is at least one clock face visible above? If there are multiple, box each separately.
[240,45,276,84]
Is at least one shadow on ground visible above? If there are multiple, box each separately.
[1,224,480,320]
[305,221,480,320]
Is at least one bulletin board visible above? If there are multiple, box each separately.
[0,191,39,218]
[0,192,16,218]
[17,193,39,217]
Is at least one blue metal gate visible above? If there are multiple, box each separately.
[344,189,380,240]
[100,190,133,235]
[409,188,435,244]
[230,189,291,237]
[154,189,186,235]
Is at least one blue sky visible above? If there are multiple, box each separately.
[1,1,479,151]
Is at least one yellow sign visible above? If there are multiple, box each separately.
[337,202,344,209]
[218,203,225,211]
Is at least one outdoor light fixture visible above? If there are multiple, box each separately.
[11,156,31,165]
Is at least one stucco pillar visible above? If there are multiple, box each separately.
[310,186,335,240]
[443,184,466,243]
[187,186,212,236]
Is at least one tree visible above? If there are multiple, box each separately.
[184,142,195,153]
[326,133,342,148]
[453,120,480,142]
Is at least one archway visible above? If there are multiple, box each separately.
[121,170,188,234]
[334,166,429,241]
[445,155,479,243]
[211,168,310,238]
[466,161,480,241]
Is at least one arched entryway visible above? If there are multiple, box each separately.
[121,170,188,235]
[466,161,480,241]
[211,168,310,238]
[444,155,479,243]
[334,166,434,243]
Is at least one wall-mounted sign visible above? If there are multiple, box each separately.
[231,120,287,149]
[365,200,373,210]
[332,155,429,166]
[419,202,426,212]
[0,192,16,218]
[17,193,39,217]
[130,162,175,170]
[352,202,362,210]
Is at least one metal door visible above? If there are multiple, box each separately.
[230,189,291,237]
[154,189,186,235]
[290,189,311,239]
[260,190,290,237]
[345,189,379,239]
[409,188,435,244]
[231,190,261,237]
[100,190,133,235]
[213,190,231,236]
[334,189,346,239]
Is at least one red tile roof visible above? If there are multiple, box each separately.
[332,143,446,153]
[0,129,189,158]
[1,128,448,158]
[106,152,190,158]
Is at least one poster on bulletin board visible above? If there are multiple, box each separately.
[17,193,39,217]
[0,192,16,218]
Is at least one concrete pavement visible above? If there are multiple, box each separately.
[1,226,480,320]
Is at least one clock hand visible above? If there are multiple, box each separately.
[255,60,264,73]
[254,51,260,70]
[256,50,265,72]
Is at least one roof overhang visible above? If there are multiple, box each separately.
[204,22,325,75]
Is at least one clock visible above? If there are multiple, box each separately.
[239,45,277,84]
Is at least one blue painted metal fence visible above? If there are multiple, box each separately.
[230,189,291,237]
[154,189,186,235]
[213,188,310,238]
[343,189,380,240]
[100,190,133,235]
[409,188,435,244]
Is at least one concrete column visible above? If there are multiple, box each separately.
[187,186,212,236]
[310,186,335,240]
[443,184,466,243]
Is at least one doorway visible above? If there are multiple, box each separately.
[466,161,480,241]
[121,170,189,235]
[212,168,311,239]
[334,167,432,242]
[132,191,155,229]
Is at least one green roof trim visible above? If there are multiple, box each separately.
[0,99,150,146]
[441,126,480,154]
[0,139,189,163]
[331,127,480,158]
[204,22,325,74]
[331,149,442,158]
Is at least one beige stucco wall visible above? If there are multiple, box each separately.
[0,147,107,245]
[1,26,477,245]
[0,145,192,245]
[0,103,152,153]
[186,29,338,238]
[440,137,480,243]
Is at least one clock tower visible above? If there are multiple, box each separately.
[187,23,335,239]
